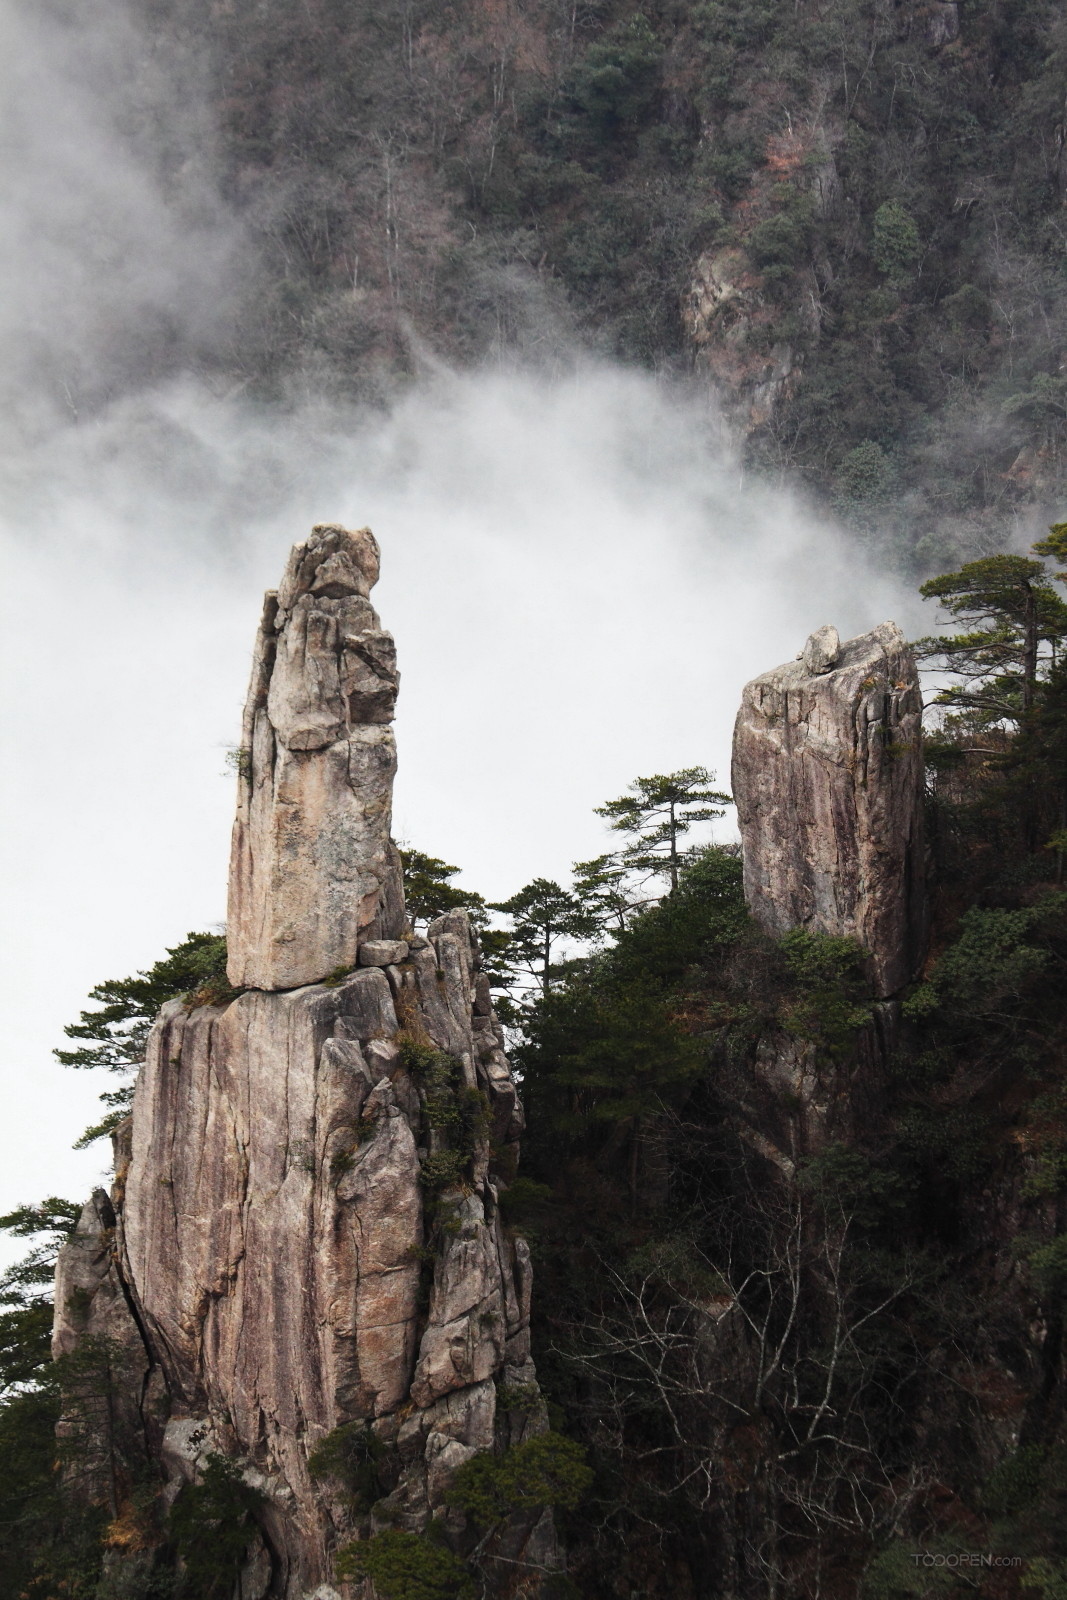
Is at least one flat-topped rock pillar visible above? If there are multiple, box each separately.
[227,523,406,991]
[732,620,926,998]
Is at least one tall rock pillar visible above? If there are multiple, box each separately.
[732,621,926,997]
[227,522,406,991]
[55,525,554,1600]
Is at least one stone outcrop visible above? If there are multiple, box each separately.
[227,523,405,992]
[53,528,552,1599]
[732,620,926,997]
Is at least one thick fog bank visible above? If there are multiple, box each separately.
[0,366,920,1219]
[0,0,920,1228]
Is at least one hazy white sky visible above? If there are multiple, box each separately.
[0,0,921,1236]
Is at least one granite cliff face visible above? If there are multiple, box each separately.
[732,621,926,998]
[727,621,927,1173]
[53,527,552,1599]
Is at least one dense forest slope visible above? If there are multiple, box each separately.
[134,0,1067,566]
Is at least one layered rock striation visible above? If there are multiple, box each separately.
[54,527,551,1599]
[732,620,926,997]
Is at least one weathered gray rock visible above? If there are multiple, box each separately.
[51,1190,159,1512]
[801,623,840,674]
[57,527,553,1597]
[227,524,406,991]
[359,938,409,967]
[111,912,542,1593]
[732,620,926,997]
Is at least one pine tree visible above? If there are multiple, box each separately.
[915,552,1067,727]
[594,768,731,892]
[489,879,598,998]
[55,931,231,1147]
[398,846,487,930]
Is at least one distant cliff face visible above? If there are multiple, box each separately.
[54,528,553,1600]
[732,621,926,998]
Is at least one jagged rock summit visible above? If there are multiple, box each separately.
[732,620,926,997]
[228,523,406,992]
[53,527,553,1600]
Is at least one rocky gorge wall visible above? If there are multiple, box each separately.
[53,526,555,1599]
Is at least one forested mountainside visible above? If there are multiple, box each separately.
[130,0,1067,566]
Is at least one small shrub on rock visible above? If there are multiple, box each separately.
[334,1528,474,1600]
[446,1431,593,1527]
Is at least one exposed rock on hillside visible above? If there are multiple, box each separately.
[228,522,405,992]
[732,621,926,997]
[53,528,551,1599]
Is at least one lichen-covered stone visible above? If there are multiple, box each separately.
[732,620,926,997]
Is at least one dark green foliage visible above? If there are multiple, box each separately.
[1023,1560,1067,1599]
[559,17,663,143]
[0,1197,81,1311]
[778,930,872,1053]
[397,1034,446,1076]
[905,895,1065,1024]
[594,768,731,893]
[525,979,704,1137]
[419,1151,471,1191]
[0,1198,80,1398]
[497,1176,554,1230]
[447,1432,593,1526]
[334,1529,474,1599]
[489,878,598,999]
[103,0,1067,556]
[0,1386,107,1599]
[394,1043,490,1189]
[747,195,814,286]
[168,1453,263,1599]
[56,931,236,1149]
[982,1444,1047,1516]
[798,1142,910,1228]
[519,848,747,1155]
[916,551,1067,727]
[832,441,897,524]
[322,963,356,987]
[0,1200,111,1597]
[871,202,920,281]
[399,847,487,930]
[420,1053,486,1146]
[56,933,232,1072]
[1027,1234,1067,1294]
[308,1422,385,1511]
[605,847,748,981]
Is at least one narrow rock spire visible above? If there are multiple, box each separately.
[227,523,406,990]
[732,620,926,997]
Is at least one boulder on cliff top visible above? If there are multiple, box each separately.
[732,620,926,998]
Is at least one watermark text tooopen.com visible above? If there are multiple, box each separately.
[910,1553,1022,1569]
